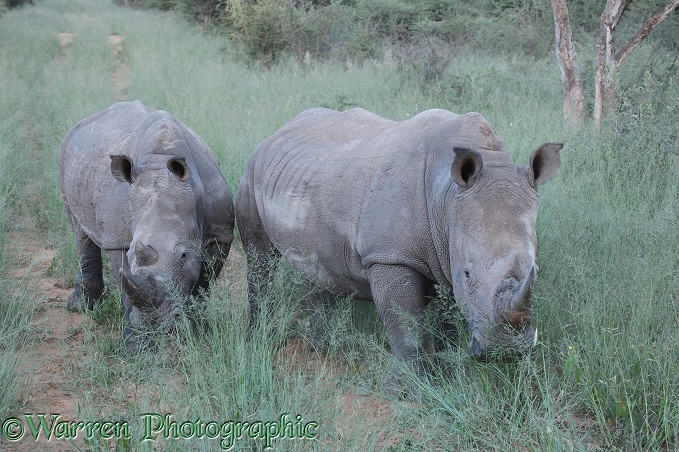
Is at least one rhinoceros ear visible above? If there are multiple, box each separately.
[110,155,134,183]
[529,143,563,186]
[452,147,483,188]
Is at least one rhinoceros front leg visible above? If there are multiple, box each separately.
[191,241,229,298]
[237,195,279,335]
[107,249,152,352]
[368,264,431,397]
[67,235,104,312]
[243,243,280,337]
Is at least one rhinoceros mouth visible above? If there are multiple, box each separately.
[121,267,184,318]
[469,324,537,362]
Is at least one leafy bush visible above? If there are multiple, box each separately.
[174,0,222,28]
[136,0,559,70]
[220,0,355,65]
[113,0,145,7]
[3,0,33,8]
[222,0,292,65]
[141,0,174,10]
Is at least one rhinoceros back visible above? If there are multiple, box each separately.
[240,107,507,298]
[240,108,392,296]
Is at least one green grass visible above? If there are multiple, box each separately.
[1,0,678,450]
[0,281,37,420]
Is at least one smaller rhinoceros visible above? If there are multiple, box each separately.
[237,107,561,392]
[60,101,234,347]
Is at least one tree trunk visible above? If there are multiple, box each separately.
[594,0,679,127]
[551,0,586,126]
[594,0,630,127]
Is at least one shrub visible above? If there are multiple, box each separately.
[220,0,354,65]
[221,0,291,65]
[174,0,221,28]
[141,0,175,10]
[3,0,34,8]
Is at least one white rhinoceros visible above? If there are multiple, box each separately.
[236,107,561,389]
[60,101,234,347]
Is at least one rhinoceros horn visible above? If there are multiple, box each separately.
[121,267,165,312]
[135,241,159,267]
[509,266,536,313]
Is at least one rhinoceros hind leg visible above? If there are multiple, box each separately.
[236,180,281,337]
[243,245,281,338]
[67,237,104,312]
[238,201,280,336]
[302,289,337,352]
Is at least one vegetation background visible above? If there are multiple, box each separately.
[1,0,678,450]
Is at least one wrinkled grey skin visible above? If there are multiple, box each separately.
[237,107,562,384]
[60,101,234,347]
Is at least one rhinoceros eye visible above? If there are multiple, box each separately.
[464,269,470,279]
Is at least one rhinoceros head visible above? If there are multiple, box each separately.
[447,143,562,361]
[110,118,205,318]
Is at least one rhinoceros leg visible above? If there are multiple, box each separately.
[67,235,104,312]
[434,315,459,352]
[237,186,280,335]
[191,241,229,298]
[426,285,460,352]
[181,241,229,338]
[243,244,280,337]
[301,289,336,351]
[107,249,153,352]
[368,264,431,398]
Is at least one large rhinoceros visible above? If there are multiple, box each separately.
[60,101,234,347]
[237,107,561,382]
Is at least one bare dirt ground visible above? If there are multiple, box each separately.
[4,234,90,452]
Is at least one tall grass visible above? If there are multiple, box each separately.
[537,110,679,448]
[0,13,41,420]
[1,0,677,450]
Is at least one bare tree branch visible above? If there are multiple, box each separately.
[609,0,633,30]
[614,0,679,67]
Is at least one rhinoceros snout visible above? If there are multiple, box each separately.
[121,268,165,311]
[469,325,537,362]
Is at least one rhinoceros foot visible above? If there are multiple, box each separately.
[66,280,104,312]
[384,363,430,402]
